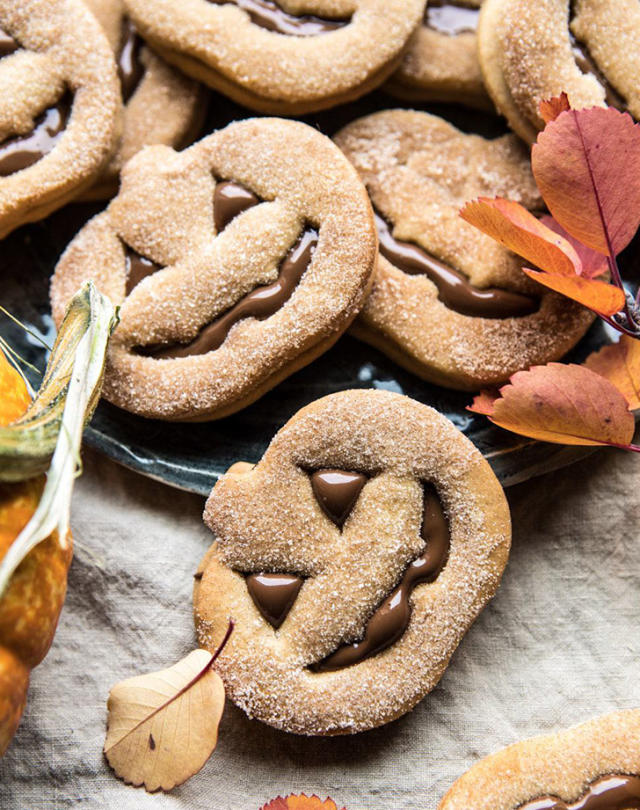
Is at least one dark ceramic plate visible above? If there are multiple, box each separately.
[1,90,636,495]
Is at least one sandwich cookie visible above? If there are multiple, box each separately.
[335,109,595,390]
[50,118,377,420]
[194,389,511,734]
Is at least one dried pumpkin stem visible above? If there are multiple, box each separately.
[0,282,117,597]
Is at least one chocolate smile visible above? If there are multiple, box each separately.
[376,211,538,319]
[208,0,349,36]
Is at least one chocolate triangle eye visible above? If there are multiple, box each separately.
[246,573,304,629]
[214,180,260,233]
[310,469,367,527]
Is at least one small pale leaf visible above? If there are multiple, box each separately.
[585,335,640,411]
[468,363,636,447]
[104,649,225,792]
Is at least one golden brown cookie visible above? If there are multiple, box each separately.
[82,0,206,199]
[385,1,491,109]
[122,0,426,114]
[194,389,511,735]
[439,709,640,810]
[478,0,640,143]
[50,118,377,421]
[335,109,595,391]
[0,0,121,238]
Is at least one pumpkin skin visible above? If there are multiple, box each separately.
[0,351,73,756]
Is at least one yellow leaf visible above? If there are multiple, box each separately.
[104,648,225,792]
[585,335,640,411]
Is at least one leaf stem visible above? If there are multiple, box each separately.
[599,313,640,338]
[210,620,234,667]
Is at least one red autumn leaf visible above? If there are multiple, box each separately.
[585,335,640,411]
[539,92,571,124]
[459,198,582,275]
[532,107,640,257]
[260,796,345,810]
[468,363,638,449]
[521,267,624,316]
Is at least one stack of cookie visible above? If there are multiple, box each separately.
[1,0,637,778]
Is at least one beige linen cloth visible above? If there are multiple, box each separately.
[0,446,638,809]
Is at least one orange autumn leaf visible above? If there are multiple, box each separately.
[585,335,640,411]
[541,215,607,279]
[521,268,624,316]
[0,348,31,426]
[539,92,571,124]
[468,363,637,448]
[459,200,624,315]
[460,197,582,276]
[532,107,640,257]
[261,796,345,810]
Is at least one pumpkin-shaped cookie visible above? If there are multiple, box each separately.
[439,709,640,810]
[0,0,121,237]
[122,0,425,114]
[51,118,377,421]
[335,109,595,390]
[478,0,640,142]
[194,389,511,735]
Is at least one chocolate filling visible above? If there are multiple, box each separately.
[118,18,145,103]
[569,29,625,111]
[424,1,480,35]
[0,93,71,177]
[208,0,348,36]
[376,211,538,319]
[125,249,162,295]
[313,483,451,672]
[214,180,261,232]
[142,226,318,358]
[518,774,640,810]
[246,573,304,628]
[124,180,260,295]
[0,27,19,57]
[311,469,368,528]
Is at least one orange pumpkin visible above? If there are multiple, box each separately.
[0,349,73,755]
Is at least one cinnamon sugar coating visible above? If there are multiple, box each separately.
[439,709,640,810]
[335,110,595,390]
[82,0,206,199]
[122,0,425,114]
[194,390,511,735]
[0,0,121,237]
[478,0,640,143]
[385,0,491,109]
[50,118,377,421]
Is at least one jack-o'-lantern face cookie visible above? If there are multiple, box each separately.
[439,709,640,810]
[335,110,595,391]
[194,389,511,735]
[82,0,206,199]
[50,118,377,421]
[0,0,121,238]
[478,0,640,143]
[385,1,491,110]
[122,0,426,114]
